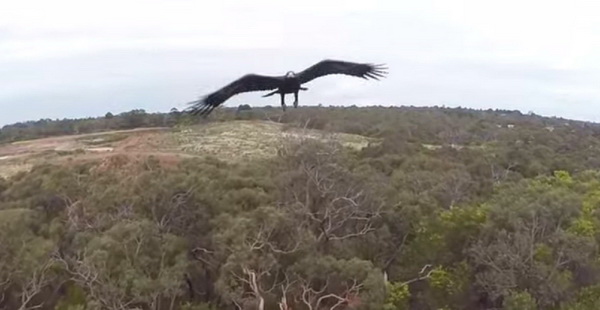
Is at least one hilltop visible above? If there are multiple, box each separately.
[0,119,373,179]
[4,105,600,180]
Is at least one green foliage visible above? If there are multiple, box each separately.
[504,290,537,310]
[568,217,597,237]
[54,284,87,310]
[554,170,574,186]
[383,281,410,310]
[562,285,600,310]
[423,263,472,309]
[4,107,600,309]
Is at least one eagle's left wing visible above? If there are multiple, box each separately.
[296,59,387,85]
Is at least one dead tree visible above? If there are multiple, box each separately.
[277,139,383,245]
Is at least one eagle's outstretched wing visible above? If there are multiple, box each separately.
[296,59,388,84]
[186,74,283,116]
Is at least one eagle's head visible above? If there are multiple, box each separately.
[285,71,296,78]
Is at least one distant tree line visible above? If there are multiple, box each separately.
[0,109,183,143]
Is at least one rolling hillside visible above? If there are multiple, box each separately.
[0,119,374,179]
[2,106,600,310]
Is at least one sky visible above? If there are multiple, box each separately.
[1,0,600,126]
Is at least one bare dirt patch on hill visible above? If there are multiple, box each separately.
[0,121,375,179]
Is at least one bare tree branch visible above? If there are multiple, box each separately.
[400,264,434,286]
[17,258,55,310]
[300,276,363,310]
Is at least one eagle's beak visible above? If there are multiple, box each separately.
[300,87,308,91]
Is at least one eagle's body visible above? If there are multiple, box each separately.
[281,71,302,93]
[261,71,306,110]
[186,60,387,116]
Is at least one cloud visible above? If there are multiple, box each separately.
[1,0,600,126]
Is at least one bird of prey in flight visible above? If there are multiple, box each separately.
[186,59,388,116]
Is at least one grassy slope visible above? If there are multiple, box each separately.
[0,120,373,179]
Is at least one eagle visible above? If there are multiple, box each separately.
[185,59,388,116]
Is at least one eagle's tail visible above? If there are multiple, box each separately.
[262,90,279,97]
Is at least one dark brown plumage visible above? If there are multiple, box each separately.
[185,59,388,116]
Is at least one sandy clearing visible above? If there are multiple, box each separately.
[0,121,374,179]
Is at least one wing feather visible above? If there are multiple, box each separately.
[187,74,282,116]
[296,59,388,84]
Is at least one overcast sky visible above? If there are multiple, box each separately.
[1,0,600,126]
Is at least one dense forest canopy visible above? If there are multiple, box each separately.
[2,105,600,309]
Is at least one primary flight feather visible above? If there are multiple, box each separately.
[185,59,388,116]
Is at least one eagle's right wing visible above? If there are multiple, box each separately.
[187,74,283,116]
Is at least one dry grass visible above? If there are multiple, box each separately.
[0,162,32,179]
[175,120,374,161]
[0,121,374,179]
